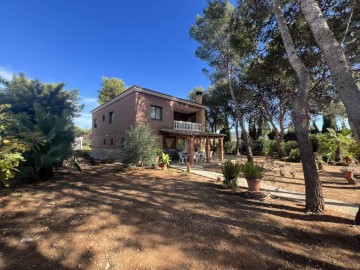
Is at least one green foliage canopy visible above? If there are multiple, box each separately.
[98,77,126,105]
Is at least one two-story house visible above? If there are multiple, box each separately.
[91,86,224,164]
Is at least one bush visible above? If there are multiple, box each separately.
[264,140,278,156]
[250,139,265,156]
[240,162,264,180]
[282,141,299,157]
[121,124,160,166]
[224,141,236,154]
[222,160,241,188]
[284,148,301,162]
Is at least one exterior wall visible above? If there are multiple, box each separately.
[91,88,206,159]
[135,91,205,130]
[91,92,136,157]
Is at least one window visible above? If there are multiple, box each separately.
[110,139,113,145]
[109,111,113,124]
[94,119,97,128]
[103,139,106,145]
[120,138,125,148]
[102,115,105,122]
[151,106,162,120]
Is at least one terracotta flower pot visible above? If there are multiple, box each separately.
[247,179,261,192]
[162,164,168,171]
[344,171,353,179]
[344,171,356,184]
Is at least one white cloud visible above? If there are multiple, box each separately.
[0,66,14,81]
[81,97,98,104]
[74,112,92,129]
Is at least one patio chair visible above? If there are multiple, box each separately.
[178,152,187,163]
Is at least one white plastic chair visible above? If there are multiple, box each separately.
[179,152,187,163]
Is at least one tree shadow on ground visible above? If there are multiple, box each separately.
[0,165,359,269]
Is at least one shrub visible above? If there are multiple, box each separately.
[121,124,160,166]
[282,141,299,157]
[224,141,236,154]
[284,148,301,162]
[250,139,265,156]
[240,162,264,180]
[264,140,278,156]
[222,160,241,188]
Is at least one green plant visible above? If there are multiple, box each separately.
[286,148,301,162]
[0,104,30,186]
[250,138,265,156]
[159,153,170,166]
[154,147,163,157]
[240,162,264,180]
[264,140,278,156]
[19,103,76,181]
[341,166,354,173]
[121,124,160,166]
[224,141,236,154]
[222,160,241,188]
[282,141,299,157]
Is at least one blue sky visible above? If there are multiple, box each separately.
[0,0,211,128]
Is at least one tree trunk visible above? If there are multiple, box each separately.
[335,145,342,162]
[273,0,324,212]
[239,115,253,162]
[227,68,253,162]
[299,0,360,142]
[355,207,360,225]
[276,136,283,159]
[235,119,240,156]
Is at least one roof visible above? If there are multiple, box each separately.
[160,128,226,138]
[91,85,206,113]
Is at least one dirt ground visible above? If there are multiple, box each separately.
[1,164,360,270]
[205,155,360,204]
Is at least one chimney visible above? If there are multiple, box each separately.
[195,91,203,104]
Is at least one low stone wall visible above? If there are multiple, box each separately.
[91,148,122,161]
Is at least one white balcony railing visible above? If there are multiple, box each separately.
[174,120,202,132]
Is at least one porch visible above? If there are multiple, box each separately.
[160,128,225,165]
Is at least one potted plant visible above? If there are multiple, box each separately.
[222,160,241,189]
[159,153,170,170]
[241,162,264,192]
[344,154,354,165]
[341,166,356,184]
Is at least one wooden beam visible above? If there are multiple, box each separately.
[206,137,211,163]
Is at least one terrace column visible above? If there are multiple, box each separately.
[188,136,195,165]
[206,138,211,163]
[218,137,224,162]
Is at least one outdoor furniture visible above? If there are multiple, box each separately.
[179,152,188,163]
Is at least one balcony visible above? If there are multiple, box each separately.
[174,120,201,132]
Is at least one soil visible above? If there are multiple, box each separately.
[205,155,360,204]
[1,164,360,269]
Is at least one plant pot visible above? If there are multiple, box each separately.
[344,171,356,184]
[344,171,353,179]
[247,179,261,192]
[346,158,353,165]
[162,164,168,171]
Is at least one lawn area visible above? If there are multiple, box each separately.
[1,164,360,269]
